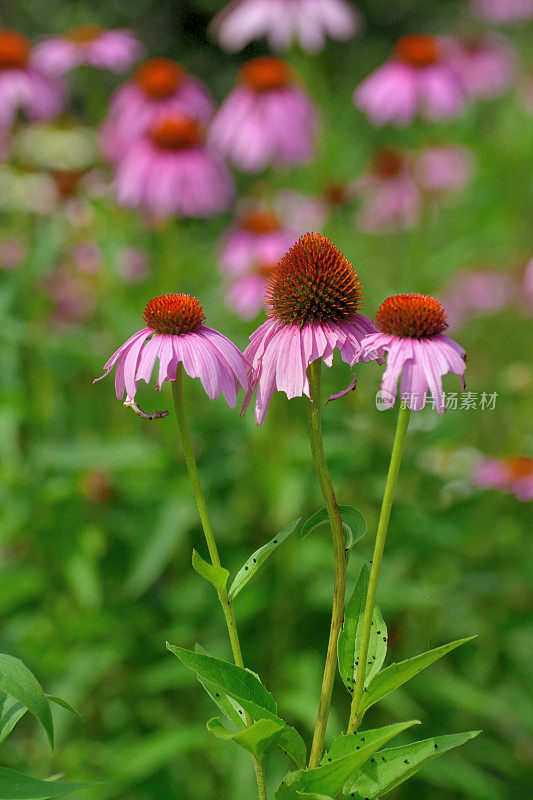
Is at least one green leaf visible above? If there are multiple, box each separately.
[276,721,419,800]
[194,644,246,730]
[0,765,95,799]
[229,519,301,599]
[0,694,26,743]
[323,722,419,764]
[301,507,366,550]
[191,550,229,594]
[46,696,83,719]
[0,655,54,751]
[207,716,284,759]
[361,637,475,715]
[346,731,481,799]
[337,564,387,694]
[167,645,306,768]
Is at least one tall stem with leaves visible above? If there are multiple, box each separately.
[307,360,347,768]
[171,364,267,800]
[347,405,410,733]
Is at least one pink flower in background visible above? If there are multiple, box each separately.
[33,25,143,75]
[354,35,466,126]
[445,36,516,99]
[353,148,421,232]
[114,112,234,218]
[47,268,97,325]
[225,264,274,319]
[211,0,361,53]
[241,233,380,425]
[361,294,466,414]
[0,237,26,270]
[0,30,65,129]
[117,247,150,283]
[471,0,533,24]
[473,456,533,501]
[209,56,318,172]
[100,58,214,163]
[442,269,514,328]
[414,145,473,195]
[219,208,297,276]
[72,242,103,274]
[274,188,330,232]
[95,294,248,409]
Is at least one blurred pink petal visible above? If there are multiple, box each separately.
[33,26,143,75]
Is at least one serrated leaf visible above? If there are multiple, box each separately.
[0,693,26,743]
[191,550,229,593]
[301,507,366,550]
[0,655,54,750]
[207,716,284,759]
[46,696,83,719]
[168,645,306,768]
[346,731,481,799]
[338,564,387,694]
[0,765,95,799]
[194,644,246,730]
[229,519,301,599]
[276,721,419,800]
[361,637,475,715]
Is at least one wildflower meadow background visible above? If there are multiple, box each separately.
[0,1,532,799]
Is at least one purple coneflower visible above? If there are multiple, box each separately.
[242,232,380,425]
[95,294,248,411]
[33,25,143,75]
[209,56,318,172]
[360,293,466,414]
[353,147,421,232]
[114,111,234,218]
[354,34,466,127]
[0,30,65,129]
[211,0,360,53]
[442,269,513,329]
[473,455,533,501]
[219,207,297,277]
[471,0,533,24]
[445,35,516,100]
[100,58,214,163]
[226,262,275,319]
[413,145,473,196]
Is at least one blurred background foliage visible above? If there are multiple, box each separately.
[0,1,532,799]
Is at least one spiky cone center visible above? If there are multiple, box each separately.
[240,209,280,235]
[394,35,441,67]
[240,56,292,93]
[506,456,533,481]
[67,24,103,43]
[0,30,30,69]
[265,233,364,326]
[143,294,205,335]
[135,58,185,99]
[376,293,448,338]
[371,148,405,179]
[150,114,203,150]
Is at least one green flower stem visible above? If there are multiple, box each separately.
[171,364,267,800]
[347,404,411,734]
[307,360,347,769]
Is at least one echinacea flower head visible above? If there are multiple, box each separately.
[353,147,421,232]
[225,262,275,319]
[0,30,65,129]
[413,145,473,195]
[354,34,465,127]
[471,0,533,24]
[95,294,248,409]
[209,56,318,172]
[100,57,214,163]
[114,111,235,218]
[219,207,297,277]
[445,35,516,100]
[211,0,361,54]
[242,232,380,424]
[360,293,466,414]
[473,455,533,501]
[32,25,143,75]
[442,269,513,328]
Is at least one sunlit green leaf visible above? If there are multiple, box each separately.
[229,518,301,599]
[192,549,229,593]
[361,637,475,715]
[346,731,481,799]
[301,507,366,550]
[337,564,387,693]
[276,721,419,800]
[0,655,54,750]
[0,765,95,799]
[0,693,26,743]
[207,716,284,759]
